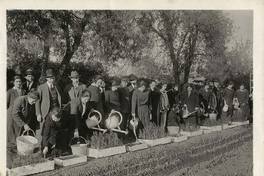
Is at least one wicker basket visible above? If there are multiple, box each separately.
[16,129,38,156]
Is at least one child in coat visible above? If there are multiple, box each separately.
[41,107,62,158]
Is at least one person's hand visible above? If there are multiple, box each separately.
[37,115,42,122]
[195,107,199,111]
[132,113,136,120]
[150,114,152,120]
[43,146,48,158]
[23,124,30,131]
[74,129,79,138]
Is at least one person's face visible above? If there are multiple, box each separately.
[214,82,219,88]
[112,86,118,91]
[14,79,22,88]
[46,77,55,84]
[187,86,192,92]
[161,84,167,91]
[139,85,146,91]
[174,85,178,91]
[96,79,103,87]
[205,85,209,90]
[131,80,137,87]
[71,78,79,85]
[28,97,37,105]
[228,84,233,89]
[121,80,128,87]
[81,96,90,104]
[150,82,156,89]
[25,75,34,82]
[240,85,245,90]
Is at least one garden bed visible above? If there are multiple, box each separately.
[180,129,204,137]
[8,159,54,176]
[126,141,148,152]
[54,155,87,167]
[139,137,172,147]
[87,145,127,158]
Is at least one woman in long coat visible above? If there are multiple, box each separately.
[131,80,152,128]
[234,84,250,121]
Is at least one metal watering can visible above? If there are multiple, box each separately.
[128,118,139,140]
[105,110,128,135]
[86,109,107,133]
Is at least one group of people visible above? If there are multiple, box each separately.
[6,67,252,167]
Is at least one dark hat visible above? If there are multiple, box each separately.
[13,75,22,81]
[70,70,80,78]
[28,90,40,100]
[46,69,55,78]
[25,68,34,76]
[129,74,137,81]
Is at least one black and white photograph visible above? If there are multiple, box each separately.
[1,1,263,175]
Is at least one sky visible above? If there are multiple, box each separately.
[224,10,253,48]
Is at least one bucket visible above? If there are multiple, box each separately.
[209,110,218,120]
[16,129,38,156]
[86,110,102,128]
[105,111,123,129]
[70,136,88,155]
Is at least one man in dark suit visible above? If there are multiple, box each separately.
[35,69,62,131]
[118,77,130,130]
[22,68,38,94]
[181,83,200,129]
[7,90,39,168]
[64,70,87,102]
[62,89,92,148]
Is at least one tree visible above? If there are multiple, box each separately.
[138,10,232,90]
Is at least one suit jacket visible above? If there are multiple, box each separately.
[35,83,62,119]
[118,87,130,113]
[22,81,38,94]
[7,88,25,109]
[8,96,37,145]
[64,83,86,102]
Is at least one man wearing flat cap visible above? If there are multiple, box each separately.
[35,69,62,129]
[23,68,38,94]
[64,70,87,103]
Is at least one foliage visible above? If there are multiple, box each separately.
[90,131,123,149]
[139,123,167,140]
[201,118,223,127]
[11,153,46,168]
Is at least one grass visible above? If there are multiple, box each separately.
[90,131,123,149]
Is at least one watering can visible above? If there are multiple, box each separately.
[128,118,139,140]
[182,104,199,119]
[86,109,107,133]
[105,110,128,135]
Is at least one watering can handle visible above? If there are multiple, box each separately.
[109,110,123,126]
[87,109,102,123]
[21,128,36,137]
[70,136,88,145]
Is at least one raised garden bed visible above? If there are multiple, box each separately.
[126,141,148,152]
[87,145,127,158]
[139,137,172,147]
[54,155,87,167]
[223,123,241,129]
[232,120,249,126]
[88,131,126,158]
[171,134,188,143]
[180,129,204,137]
[138,123,171,147]
[8,154,54,176]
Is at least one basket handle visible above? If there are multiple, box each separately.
[70,136,88,145]
[21,128,36,137]
[108,110,123,126]
[87,109,102,123]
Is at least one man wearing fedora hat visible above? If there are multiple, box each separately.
[22,68,38,94]
[64,70,87,103]
[35,69,62,129]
